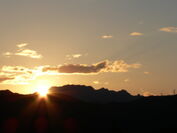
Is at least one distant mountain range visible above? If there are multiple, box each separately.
[0,85,177,132]
[49,85,142,103]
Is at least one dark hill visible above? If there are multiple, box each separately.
[0,85,176,133]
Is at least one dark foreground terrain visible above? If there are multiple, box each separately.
[0,85,177,133]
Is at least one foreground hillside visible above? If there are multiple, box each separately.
[0,85,176,133]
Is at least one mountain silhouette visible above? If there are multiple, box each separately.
[0,85,176,133]
[50,85,141,103]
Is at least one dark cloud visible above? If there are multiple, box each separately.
[42,60,141,74]
[43,61,108,74]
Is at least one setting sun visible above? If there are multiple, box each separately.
[36,85,49,97]
[35,80,51,97]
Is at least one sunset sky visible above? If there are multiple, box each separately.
[0,0,177,95]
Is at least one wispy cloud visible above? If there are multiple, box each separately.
[3,43,43,59]
[130,32,143,36]
[159,27,177,33]
[0,65,40,84]
[15,49,42,59]
[101,35,113,39]
[17,43,28,48]
[3,52,13,57]
[0,77,14,83]
[66,54,82,60]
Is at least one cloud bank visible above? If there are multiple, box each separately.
[0,60,141,84]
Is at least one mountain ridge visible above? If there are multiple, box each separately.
[49,85,142,103]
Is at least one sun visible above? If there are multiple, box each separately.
[37,85,49,97]
[35,80,51,97]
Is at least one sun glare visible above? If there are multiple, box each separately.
[37,85,49,97]
[35,80,51,97]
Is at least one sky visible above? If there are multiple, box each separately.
[0,0,177,95]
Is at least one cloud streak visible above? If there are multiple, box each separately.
[101,35,113,39]
[17,43,28,48]
[66,54,82,60]
[160,27,177,33]
[130,32,143,36]
[0,77,14,83]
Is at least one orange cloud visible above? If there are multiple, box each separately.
[160,27,177,33]
[101,35,113,39]
[130,32,143,36]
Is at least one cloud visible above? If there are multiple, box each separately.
[42,60,141,74]
[93,81,100,84]
[0,60,141,85]
[17,43,28,48]
[66,54,82,60]
[104,60,141,72]
[159,27,177,33]
[144,71,150,75]
[101,35,113,39]
[3,43,43,59]
[2,52,13,57]
[0,66,38,85]
[15,49,42,59]
[0,77,15,83]
[130,32,143,36]
[43,61,107,74]
[1,66,32,74]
